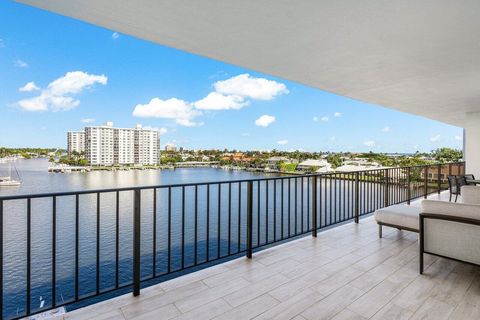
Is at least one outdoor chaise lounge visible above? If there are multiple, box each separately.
[374,204,420,238]
[420,185,480,273]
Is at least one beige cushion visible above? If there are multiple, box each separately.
[461,185,480,205]
[421,199,480,265]
[374,204,420,230]
[421,200,480,220]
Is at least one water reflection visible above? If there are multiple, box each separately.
[0,159,434,319]
[0,159,280,318]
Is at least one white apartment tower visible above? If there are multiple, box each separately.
[67,131,85,156]
[84,122,159,166]
[134,125,160,165]
[85,122,115,165]
[115,128,135,165]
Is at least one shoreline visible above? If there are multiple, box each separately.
[47,163,303,175]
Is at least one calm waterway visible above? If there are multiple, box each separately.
[0,158,419,319]
[0,158,284,318]
[0,158,277,196]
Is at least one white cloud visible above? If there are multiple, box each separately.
[241,133,251,137]
[19,81,40,92]
[140,126,169,136]
[81,118,96,124]
[255,115,276,127]
[363,140,376,147]
[321,116,329,122]
[14,59,28,68]
[214,74,288,100]
[18,94,77,111]
[313,116,319,122]
[47,71,107,96]
[277,139,288,145]
[17,71,107,112]
[112,32,120,40]
[455,135,462,141]
[382,126,390,132]
[132,74,287,127]
[329,136,336,141]
[132,97,202,127]
[334,112,342,117]
[430,134,441,142]
[193,92,248,110]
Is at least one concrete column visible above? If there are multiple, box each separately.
[464,112,480,177]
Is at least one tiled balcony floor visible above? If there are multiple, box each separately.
[56,192,480,320]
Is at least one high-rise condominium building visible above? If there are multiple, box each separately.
[165,143,177,152]
[135,126,160,165]
[67,131,85,156]
[83,122,160,166]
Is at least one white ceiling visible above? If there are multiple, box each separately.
[17,0,480,127]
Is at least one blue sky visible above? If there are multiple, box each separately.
[0,1,463,153]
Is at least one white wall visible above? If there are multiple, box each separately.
[465,112,480,177]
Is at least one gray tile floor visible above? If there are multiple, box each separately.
[54,192,480,320]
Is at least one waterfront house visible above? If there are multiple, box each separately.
[335,160,383,172]
[297,159,332,172]
[265,156,291,170]
[5,1,480,319]
[232,152,245,162]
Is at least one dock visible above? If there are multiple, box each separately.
[48,165,91,173]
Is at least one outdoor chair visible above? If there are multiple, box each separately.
[447,175,461,202]
[462,174,476,185]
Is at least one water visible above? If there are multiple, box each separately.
[0,158,276,196]
[0,159,284,318]
[0,159,431,319]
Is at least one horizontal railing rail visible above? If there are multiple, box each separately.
[0,162,465,319]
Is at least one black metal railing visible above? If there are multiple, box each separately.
[0,162,465,319]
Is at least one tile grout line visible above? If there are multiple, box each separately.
[446,268,480,320]
[341,243,423,319]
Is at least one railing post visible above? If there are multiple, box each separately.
[384,169,389,207]
[246,181,253,259]
[354,172,359,223]
[437,164,442,194]
[133,189,141,296]
[311,176,317,237]
[424,166,428,199]
[407,167,411,205]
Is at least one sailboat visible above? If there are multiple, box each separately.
[0,160,21,186]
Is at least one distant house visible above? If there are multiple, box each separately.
[335,164,367,172]
[335,160,383,172]
[266,156,291,169]
[221,152,253,164]
[180,154,191,161]
[344,158,380,167]
[297,159,332,172]
[232,152,245,162]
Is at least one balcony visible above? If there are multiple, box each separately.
[60,198,479,320]
[3,1,479,319]
[0,163,470,319]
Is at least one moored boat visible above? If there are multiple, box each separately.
[0,161,22,187]
[0,178,21,186]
